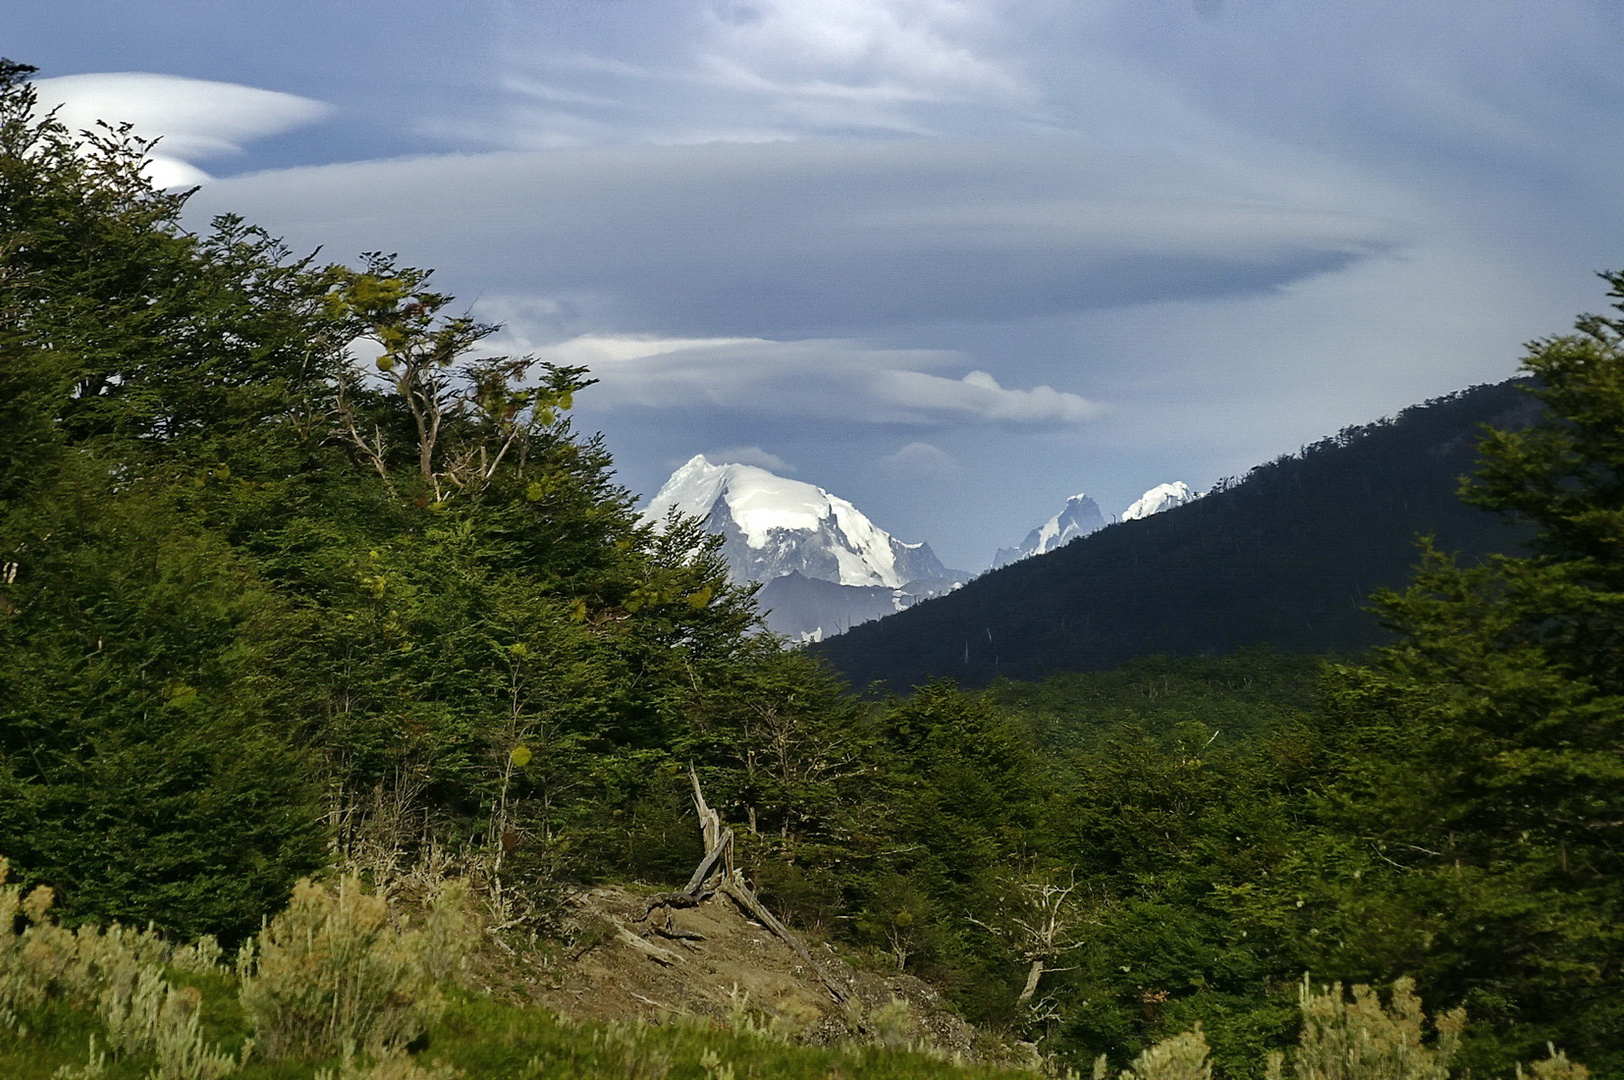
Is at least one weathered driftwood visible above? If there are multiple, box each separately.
[615,923,683,966]
[650,922,706,943]
[678,764,853,1006]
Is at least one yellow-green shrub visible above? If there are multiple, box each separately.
[98,965,237,1080]
[1118,1027,1211,1080]
[1285,978,1462,1080]
[315,1049,460,1080]
[239,876,444,1059]
[0,859,167,1026]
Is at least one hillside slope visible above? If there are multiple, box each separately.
[812,380,1540,689]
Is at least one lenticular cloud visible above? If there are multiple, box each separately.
[32,72,330,187]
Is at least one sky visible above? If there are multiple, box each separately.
[10,0,1624,569]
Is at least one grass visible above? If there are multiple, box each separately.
[0,990,1033,1080]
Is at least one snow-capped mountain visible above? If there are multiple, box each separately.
[992,493,1106,568]
[1122,481,1199,521]
[993,483,1201,568]
[644,455,968,639]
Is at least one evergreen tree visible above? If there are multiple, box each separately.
[1320,275,1624,1072]
[0,60,331,939]
[0,57,771,936]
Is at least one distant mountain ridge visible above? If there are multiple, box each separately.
[811,379,1542,689]
[643,455,968,640]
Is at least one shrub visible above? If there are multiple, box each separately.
[315,1049,460,1080]
[239,876,443,1059]
[1120,1027,1211,1080]
[1287,978,1461,1080]
[0,859,166,1025]
[98,964,237,1080]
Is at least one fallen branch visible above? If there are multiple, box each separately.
[615,924,683,967]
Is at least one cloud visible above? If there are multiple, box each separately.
[692,0,1029,121]
[194,136,1400,338]
[32,73,330,187]
[878,441,958,478]
[876,369,1101,423]
[484,0,1032,146]
[513,333,1100,426]
[699,446,795,472]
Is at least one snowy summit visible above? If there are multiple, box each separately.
[992,493,1106,568]
[995,482,1201,568]
[1122,481,1200,521]
[643,455,951,589]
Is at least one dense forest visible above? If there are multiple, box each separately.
[813,380,1541,690]
[1,60,1620,1079]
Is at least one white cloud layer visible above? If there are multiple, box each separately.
[513,333,1098,426]
[488,0,1034,146]
[32,73,330,187]
[698,446,796,472]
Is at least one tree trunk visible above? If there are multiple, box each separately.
[1016,958,1044,1007]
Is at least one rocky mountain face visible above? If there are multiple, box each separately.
[643,456,967,640]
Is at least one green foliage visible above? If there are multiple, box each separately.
[0,55,762,940]
[239,877,462,1060]
[1287,978,1462,1080]
[0,63,334,940]
[1309,279,1624,1074]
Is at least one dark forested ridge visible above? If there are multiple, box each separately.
[813,380,1541,689]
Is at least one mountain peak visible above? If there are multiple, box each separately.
[643,455,953,590]
[1123,481,1199,521]
[993,492,1106,568]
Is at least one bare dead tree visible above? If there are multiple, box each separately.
[639,765,854,1007]
[969,869,1097,1014]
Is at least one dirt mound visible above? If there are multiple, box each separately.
[524,885,980,1057]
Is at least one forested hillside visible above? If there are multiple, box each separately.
[813,381,1540,689]
[2,59,1620,1080]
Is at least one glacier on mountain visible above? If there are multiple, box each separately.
[643,456,967,638]
[644,455,954,588]
[992,493,1106,568]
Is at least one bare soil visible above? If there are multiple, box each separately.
[517,884,982,1058]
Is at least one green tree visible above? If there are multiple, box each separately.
[0,60,331,939]
[1319,273,1624,1072]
